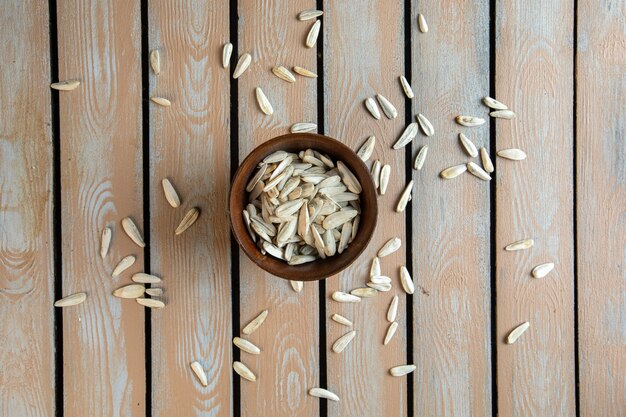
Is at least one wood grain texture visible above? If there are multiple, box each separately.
[148,1,233,416]
[410,1,492,416]
[495,0,576,415]
[323,2,407,416]
[576,0,626,415]
[0,2,55,416]
[237,1,319,415]
[56,0,146,415]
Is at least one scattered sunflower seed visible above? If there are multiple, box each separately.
[112,255,136,277]
[378,237,401,257]
[507,321,530,344]
[417,113,434,136]
[190,361,208,386]
[480,147,494,173]
[350,287,378,298]
[532,262,554,278]
[233,53,252,79]
[456,115,485,127]
[332,291,361,303]
[332,330,356,353]
[459,133,478,157]
[255,87,274,115]
[290,280,304,292]
[136,298,165,308]
[384,321,399,345]
[400,266,414,294]
[367,282,392,292]
[293,66,318,78]
[505,238,534,251]
[331,313,353,327]
[54,292,87,307]
[132,273,162,284]
[145,288,162,297]
[365,97,382,120]
[371,160,381,189]
[497,148,526,160]
[308,387,339,402]
[414,145,428,170]
[399,76,414,99]
[233,361,256,382]
[306,20,321,48]
[242,310,269,335]
[440,164,467,179]
[150,50,161,75]
[272,66,296,83]
[290,122,317,133]
[113,284,145,299]
[122,217,145,247]
[396,180,414,212]
[379,165,391,195]
[162,178,181,207]
[151,97,171,107]
[233,337,261,355]
[100,226,112,258]
[467,161,492,181]
[370,257,381,277]
[387,295,399,322]
[50,80,80,91]
[390,364,416,377]
[490,110,516,119]
[175,207,200,235]
[298,9,323,21]
[393,122,419,149]
[222,43,233,68]
[376,94,398,119]
[483,96,508,110]
[356,136,376,161]
[418,14,429,32]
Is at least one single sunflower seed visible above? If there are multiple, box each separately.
[418,14,429,32]
[356,136,376,161]
[393,122,419,149]
[387,295,399,322]
[112,284,145,299]
[532,262,554,278]
[242,310,268,335]
[384,321,399,345]
[350,287,378,298]
[490,110,516,119]
[459,133,478,157]
[332,330,356,353]
[233,337,261,355]
[145,288,163,297]
[370,257,381,277]
[272,65,296,83]
[112,255,136,277]
[467,162,492,181]
[379,164,391,195]
[190,361,208,386]
[298,9,323,20]
[293,66,318,78]
[288,255,317,265]
[263,150,288,163]
[483,96,508,110]
[136,298,165,308]
[175,207,200,235]
[365,97,382,120]
[150,50,161,75]
[367,281,392,292]
[233,53,252,79]
[376,94,398,119]
[399,76,414,99]
[255,87,274,115]
[396,180,414,212]
[505,238,534,251]
[480,147,494,173]
[122,217,145,248]
[331,313,352,327]
[100,226,112,258]
[308,387,339,402]
[414,145,429,170]
[162,178,181,207]
[332,291,361,303]
[290,122,317,133]
[390,364,416,377]
[400,266,414,294]
[54,292,87,307]
[497,148,526,160]
[132,273,162,284]
[370,275,391,284]
[337,161,362,194]
[151,97,171,107]
[417,113,434,136]
[51,80,80,91]
[306,20,321,48]
[337,221,352,254]
[233,361,256,382]
[507,322,530,344]
[371,160,381,188]
[378,237,401,257]
[456,115,485,127]
[322,210,358,230]
[222,43,233,68]
[290,280,304,292]
[440,164,467,179]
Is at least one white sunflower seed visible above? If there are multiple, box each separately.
[384,321,399,345]
[323,229,336,256]
[112,255,136,277]
[310,224,326,258]
[440,164,467,179]
[136,298,165,308]
[54,292,87,307]
[308,388,339,402]
[290,122,317,133]
[357,136,376,161]
[350,287,378,298]
[378,237,401,257]
[467,161,492,181]
[497,148,526,160]
[145,288,162,297]
[400,266,414,294]
[272,66,296,83]
[532,262,554,278]
[151,97,171,107]
[263,150,288,163]
[293,66,318,78]
[332,330,356,353]
[396,180,414,212]
[100,226,112,258]
[112,284,145,299]
[399,76,414,99]
[233,53,252,79]
[331,313,352,327]
[371,160,381,188]
[456,115,485,127]
[288,255,317,265]
[483,96,508,110]
[255,87,274,115]
[364,97,382,120]
[379,164,391,195]
[150,50,161,75]
[507,322,530,344]
[242,310,269,335]
[459,133,478,157]
[418,14,429,32]
[322,210,358,230]
[222,43,233,68]
[367,281,391,292]
[370,257,381,277]
[233,361,256,382]
[393,122,419,149]
[376,94,398,119]
[246,165,268,193]
[162,178,181,207]
[505,238,534,251]
[306,20,321,48]
[233,337,261,355]
[332,291,361,303]
[387,295,399,322]
[132,273,162,284]
[122,217,145,247]
[490,110,516,119]
[417,113,434,136]
[190,361,208,386]
[390,364,416,377]
[276,199,305,218]
[480,147,495,173]
[298,9,323,20]
[290,280,304,292]
[50,80,80,91]
[337,221,352,254]
[175,207,200,235]
[414,145,429,170]
[262,241,285,260]
[337,161,362,194]
[370,275,391,284]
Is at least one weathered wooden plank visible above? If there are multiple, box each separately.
[577,0,626,415]
[323,2,407,416]
[410,1,492,416]
[56,0,145,415]
[148,2,232,416]
[0,2,55,416]
[237,1,319,416]
[495,0,576,415]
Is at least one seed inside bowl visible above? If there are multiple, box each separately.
[243,149,362,265]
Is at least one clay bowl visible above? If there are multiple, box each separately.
[229,133,378,281]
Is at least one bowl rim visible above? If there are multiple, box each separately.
[229,133,378,281]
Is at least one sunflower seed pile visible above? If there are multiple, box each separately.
[243,149,362,265]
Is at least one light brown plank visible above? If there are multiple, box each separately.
[577,0,626,414]
[323,2,407,416]
[237,1,319,416]
[410,1,493,415]
[495,0,576,415]
[148,2,233,416]
[0,2,55,416]
[56,0,145,414]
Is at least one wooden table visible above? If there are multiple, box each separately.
[2,0,624,416]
